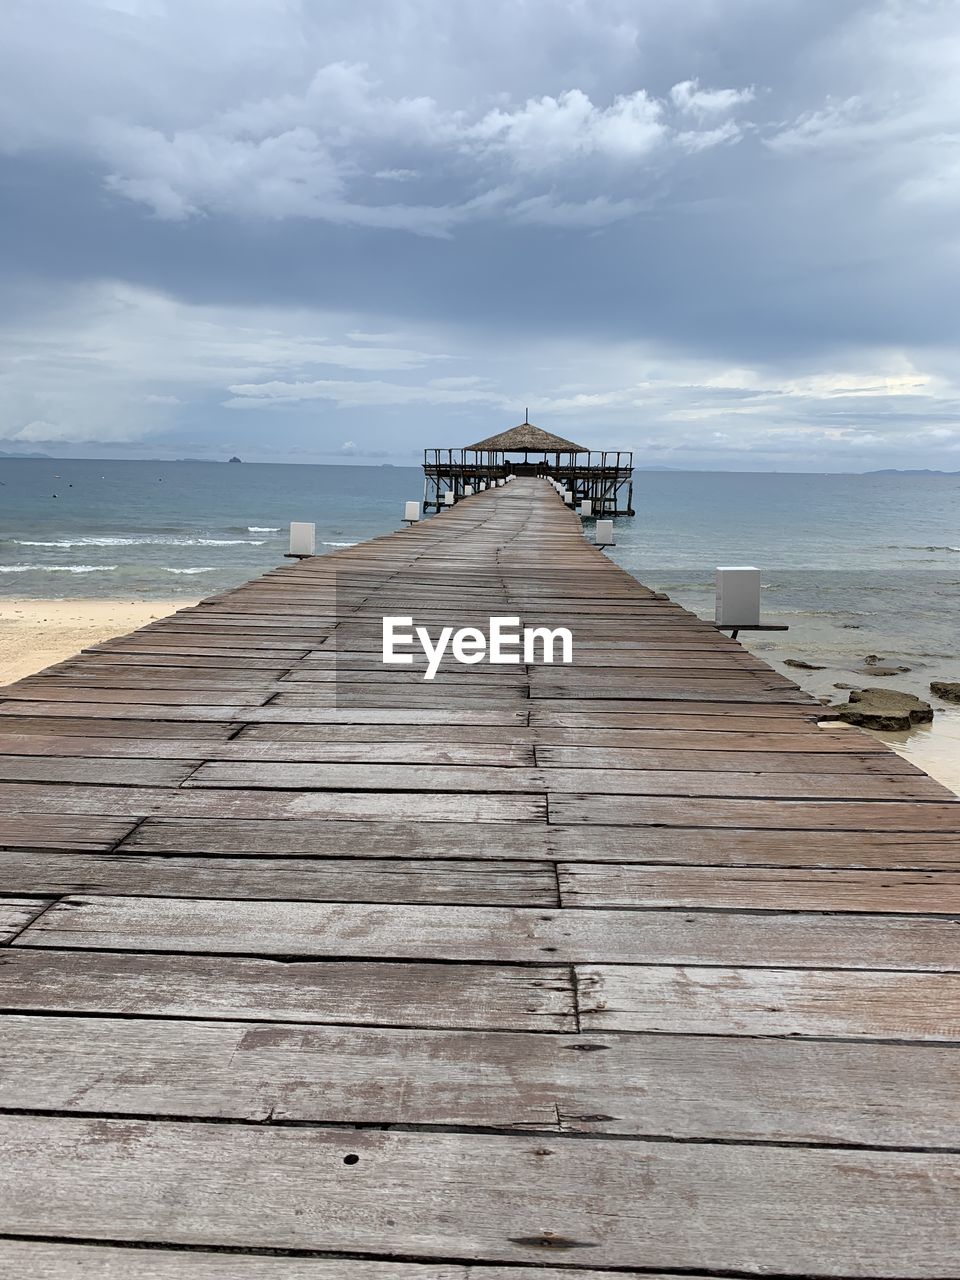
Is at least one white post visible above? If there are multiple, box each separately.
[403,500,420,525]
[443,490,455,506]
[563,489,572,504]
[580,499,592,517]
[596,519,615,547]
[288,522,316,557]
[716,567,761,627]
[464,485,474,496]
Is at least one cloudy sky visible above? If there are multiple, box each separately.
[1,0,959,470]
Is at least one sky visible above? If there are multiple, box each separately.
[1,0,960,471]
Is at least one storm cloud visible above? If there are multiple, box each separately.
[2,0,959,469]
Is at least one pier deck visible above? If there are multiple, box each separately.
[0,477,958,1277]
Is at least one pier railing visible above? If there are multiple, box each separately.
[422,447,634,514]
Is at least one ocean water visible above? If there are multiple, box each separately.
[1,459,958,693]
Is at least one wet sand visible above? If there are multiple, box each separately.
[0,599,198,686]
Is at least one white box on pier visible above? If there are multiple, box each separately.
[715,566,761,627]
[289,522,316,556]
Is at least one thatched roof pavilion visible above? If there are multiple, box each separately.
[466,420,587,454]
[423,411,633,515]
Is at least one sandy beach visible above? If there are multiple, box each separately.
[0,598,199,686]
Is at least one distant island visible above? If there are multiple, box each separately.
[0,449,50,458]
[866,468,960,475]
[227,456,242,463]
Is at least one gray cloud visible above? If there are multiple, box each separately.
[2,0,960,469]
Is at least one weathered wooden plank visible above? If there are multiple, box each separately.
[0,702,528,725]
[0,755,199,786]
[0,949,574,1030]
[0,684,271,706]
[0,1242,645,1280]
[0,701,244,722]
[559,864,960,913]
[551,795,960,830]
[1,1116,958,1273]
[31,669,286,688]
[3,1014,957,1147]
[0,1243,483,1280]
[537,745,913,773]
[547,824,960,868]
[532,704,823,726]
[542,766,950,799]
[0,898,50,942]
[0,853,558,905]
[121,818,553,859]
[577,964,960,1040]
[535,725,885,751]
[0,715,236,740]
[0,813,137,852]
[0,734,535,767]
[181,760,946,799]
[0,783,545,823]
[184,762,547,792]
[235,722,536,745]
[18,896,960,971]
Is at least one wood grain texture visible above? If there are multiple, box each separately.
[0,897,50,942]
[0,1242,668,1280]
[119,817,553,859]
[550,794,960,830]
[0,813,138,851]
[548,824,960,868]
[0,782,545,823]
[4,1014,958,1147]
[1,1116,957,1274]
[0,948,575,1030]
[0,733,536,766]
[16,895,960,971]
[0,1243,471,1280]
[0,852,559,905]
[577,964,960,1040]
[558,863,960,912]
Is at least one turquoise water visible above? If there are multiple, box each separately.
[1,459,958,684]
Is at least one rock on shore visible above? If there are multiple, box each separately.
[833,687,934,731]
[930,681,960,703]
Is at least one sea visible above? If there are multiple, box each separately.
[1,457,958,714]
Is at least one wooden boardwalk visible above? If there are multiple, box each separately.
[0,477,958,1278]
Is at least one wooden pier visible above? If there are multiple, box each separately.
[0,477,958,1277]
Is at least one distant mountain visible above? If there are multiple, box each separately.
[635,464,682,471]
[866,468,960,475]
[0,449,50,458]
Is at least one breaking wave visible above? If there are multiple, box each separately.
[11,536,266,548]
[0,564,118,573]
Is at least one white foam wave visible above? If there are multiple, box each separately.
[12,536,265,548]
[322,540,357,547]
[0,564,119,574]
[247,526,281,533]
[161,566,216,575]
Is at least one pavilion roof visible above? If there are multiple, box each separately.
[466,422,587,453]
